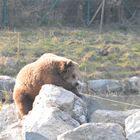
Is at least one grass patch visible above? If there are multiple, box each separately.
[0,27,140,80]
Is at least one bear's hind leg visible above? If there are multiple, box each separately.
[14,92,33,118]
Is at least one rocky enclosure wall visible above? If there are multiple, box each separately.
[1,84,140,140]
[0,0,140,27]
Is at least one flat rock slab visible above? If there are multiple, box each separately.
[90,109,140,127]
[88,79,122,93]
[57,123,126,140]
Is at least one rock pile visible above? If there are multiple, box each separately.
[23,84,87,140]
[1,76,140,139]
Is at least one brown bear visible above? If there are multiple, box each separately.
[13,53,81,118]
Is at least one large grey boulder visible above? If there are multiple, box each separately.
[23,84,87,140]
[87,79,122,93]
[0,104,22,140]
[125,111,140,140]
[33,84,87,124]
[0,104,19,131]
[124,76,140,93]
[23,107,80,140]
[57,123,126,140]
[0,75,15,93]
[90,109,140,127]
[0,75,15,102]
[0,123,22,140]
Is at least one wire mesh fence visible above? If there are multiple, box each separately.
[0,0,140,28]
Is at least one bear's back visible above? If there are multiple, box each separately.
[37,53,72,63]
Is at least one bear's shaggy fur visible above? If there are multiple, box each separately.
[13,53,81,118]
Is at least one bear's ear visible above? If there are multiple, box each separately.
[60,61,73,73]
[67,61,73,67]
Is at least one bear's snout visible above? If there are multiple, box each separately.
[75,82,79,87]
[72,80,80,87]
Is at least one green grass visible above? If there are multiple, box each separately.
[0,27,140,80]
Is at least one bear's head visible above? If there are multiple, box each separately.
[59,60,80,88]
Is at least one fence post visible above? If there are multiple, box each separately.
[99,0,105,33]
[86,0,91,25]
[2,0,9,26]
[17,32,20,59]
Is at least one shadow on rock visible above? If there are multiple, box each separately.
[25,132,48,140]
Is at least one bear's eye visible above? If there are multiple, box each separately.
[72,74,76,79]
